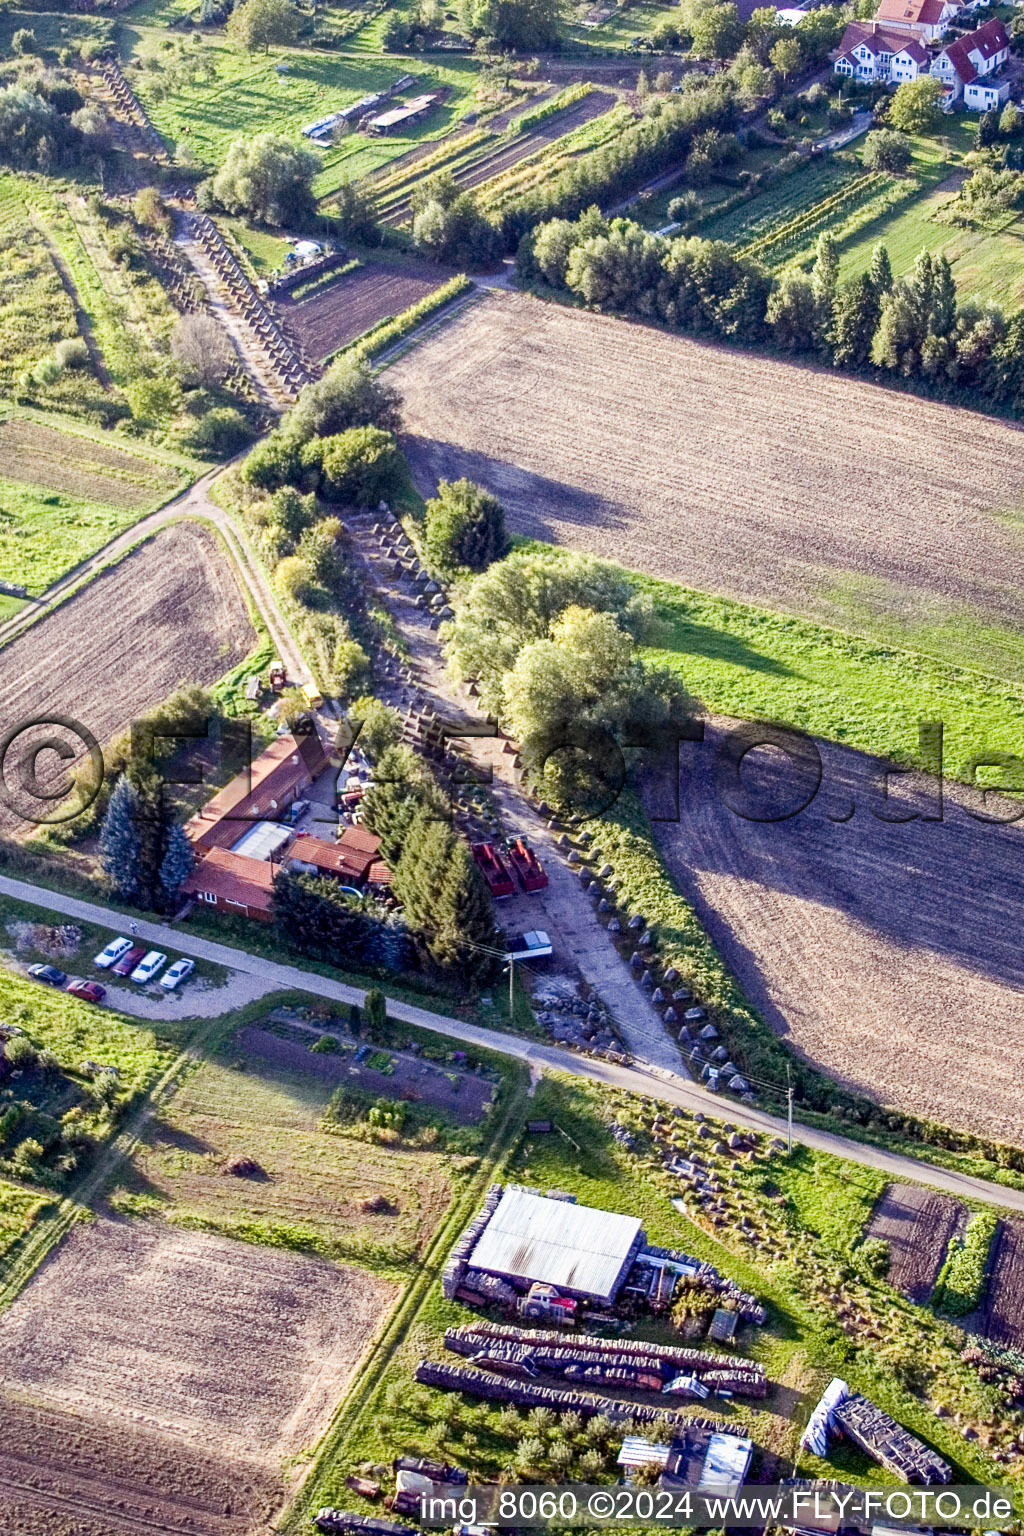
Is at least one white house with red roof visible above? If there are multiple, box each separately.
[873,0,958,42]
[833,21,930,83]
[930,16,1011,104]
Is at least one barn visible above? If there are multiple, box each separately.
[458,1186,644,1307]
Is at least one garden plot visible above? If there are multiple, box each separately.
[982,1220,1024,1349]
[391,291,1024,638]
[114,1026,457,1267]
[277,261,447,362]
[0,521,253,830]
[866,1183,963,1304]
[654,722,1024,1146]
[242,1022,494,1121]
[0,1219,395,1533]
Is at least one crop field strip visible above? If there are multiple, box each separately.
[0,522,254,827]
[0,418,183,507]
[982,1220,1024,1348]
[277,260,450,361]
[366,89,617,225]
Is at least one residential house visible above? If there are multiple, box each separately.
[930,16,1011,101]
[182,847,276,922]
[834,21,930,82]
[873,0,958,41]
[186,729,329,854]
[964,74,1011,108]
[182,728,330,925]
[286,827,389,888]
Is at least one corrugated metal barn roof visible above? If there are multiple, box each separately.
[468,1188,643,1303]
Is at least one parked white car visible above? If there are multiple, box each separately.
[159,958,195,991]
[130,950,167,984]
[94,936,133,970]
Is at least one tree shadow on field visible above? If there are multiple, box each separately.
[144,1119,215,1156]
[652,721,1024,1002]
[399,435,630,542]
[659,617,796,679]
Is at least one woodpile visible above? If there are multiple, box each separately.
[415,1359,724,1430]
[834,1394,952,1484]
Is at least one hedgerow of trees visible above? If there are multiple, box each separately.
[517,208,1024,414]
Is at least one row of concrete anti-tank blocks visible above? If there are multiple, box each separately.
[191,214,316,392]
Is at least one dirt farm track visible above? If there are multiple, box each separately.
[0,522,253,829]
[391,292,1024,632]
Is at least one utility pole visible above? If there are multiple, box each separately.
[786,1063,794,1156]
[508,953,515,1020]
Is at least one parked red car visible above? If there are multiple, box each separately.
[111,945,146,977]
[66,978,106,1004]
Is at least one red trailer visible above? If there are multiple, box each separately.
[508,838,548,892]
[472,842,515,899]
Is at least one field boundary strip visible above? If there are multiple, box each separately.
[0,1013,224,1318]
[275,1070,531,1534]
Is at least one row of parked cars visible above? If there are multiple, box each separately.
[26,939,196,1004]
[94,938,195,989]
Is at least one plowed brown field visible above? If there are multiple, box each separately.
[982,1219,1024,1349]
[866,1183,962,1303]
[0,1219,396,1535]
[653,723,1024,1145]
[0,521,253,830]
[391,292,1024,631]
[278,262,445,362]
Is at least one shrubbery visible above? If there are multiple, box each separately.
[934,1212,998,1316]
[424,477,508,575]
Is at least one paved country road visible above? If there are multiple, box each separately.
[2,873,1023,1216]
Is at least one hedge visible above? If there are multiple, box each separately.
[933,1212,998,1317]
[338,274,472,365]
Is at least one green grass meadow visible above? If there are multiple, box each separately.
[0,478,145,595]
[128,40,481,172]
[639,577,1024,783]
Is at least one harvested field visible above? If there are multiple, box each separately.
[391,292,1024,635]
[0,1395,280,1536]
[0,522,253,830]
[866,1183,962,1304]
[982,1219,1024,1349]
[0,1219,396,1533]
[0,417,183,507]
[117,1027,455,1265]
[277,262,447,362]
[653,722,1024,1146]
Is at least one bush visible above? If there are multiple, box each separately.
[315,426,404,506]
[424,477,508,574]
[12,28,38,54]
[310,1032,340,1053]
[240,429,303,490]
[286,357,400,444]
[863,128,912,175]
[177,406,254,457]
[933,1212,998,1316]
[55,337,90,370]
